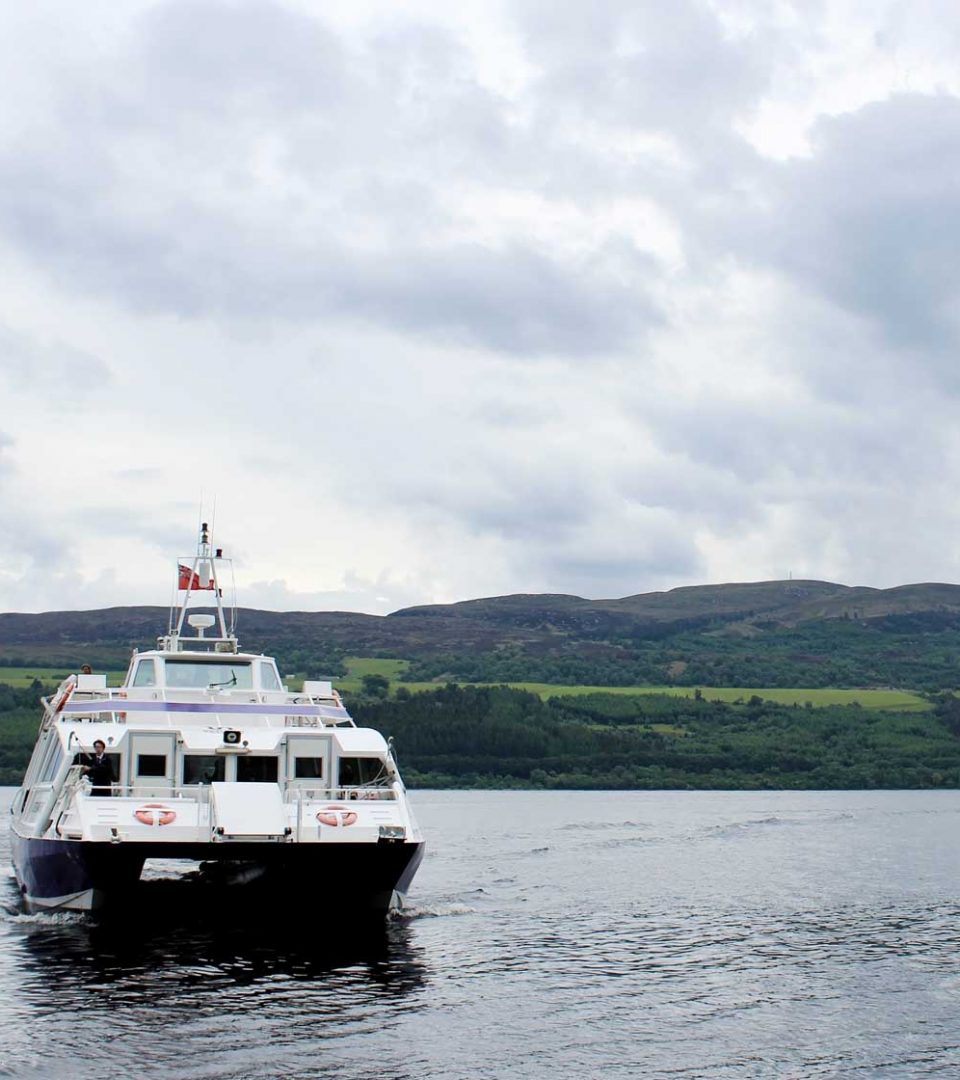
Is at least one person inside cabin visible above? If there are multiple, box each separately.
[81,739,114,796]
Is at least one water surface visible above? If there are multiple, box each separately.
[3,789,960,1078]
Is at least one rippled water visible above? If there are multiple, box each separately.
[3,788,960,1078]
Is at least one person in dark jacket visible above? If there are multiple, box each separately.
[82,740,114,796]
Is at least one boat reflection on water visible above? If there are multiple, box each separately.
[10,869,428,1013]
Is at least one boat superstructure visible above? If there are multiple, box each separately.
[10,525,424,913]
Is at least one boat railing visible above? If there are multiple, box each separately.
[83,784,214,804]
[74,783,395,802]
[55,685,355,727]
[286,785,398,802]
[62,686,345,706]
[287,784,401,842]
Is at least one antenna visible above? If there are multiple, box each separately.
[164,521,239,653]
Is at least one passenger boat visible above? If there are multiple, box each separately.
[9,525,425,913]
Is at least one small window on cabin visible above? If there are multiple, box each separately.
[294,757,324,779]
[183,755,225,785]
[132,659,157,687]
[137,754,167,777]
[259,662,282,691]
[338,757,387,788]
[237,757,278,783]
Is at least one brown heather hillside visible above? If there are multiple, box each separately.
[3,580,960,660]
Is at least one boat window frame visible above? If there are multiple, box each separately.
[163,658,254,690]
[182,754,226,785]
[337,755,390,788]
[22,731,55,788]
[37,737,65,784]
[131,658,157,687]
[236,755,279,783]
[258,661,282,691]
[293,756,325,780]
[136,754,168,778]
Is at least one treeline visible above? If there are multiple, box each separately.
[403,620,960,691]
[3,681,960,790]
[352,685,960,790]
[0,683,44,785]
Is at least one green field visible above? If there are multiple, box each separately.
[3,656,929,713]
[496,684,931,711]
[310,658,932,711]
[0,666,125,688]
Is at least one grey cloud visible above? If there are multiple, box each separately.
[0,325,111,393]
[0,512,70,573]
[113,466,165,482]
[0,162,661,353]
[542,546,703,597]
[730,94,960,356]
[642,396,935,490]
[242,572,429,616]
[69,506,188,556]
[394,466,604,545]
[515,0,772,140]
[0,431,13,479]
[616,456,758,528]
[121,0,347,120]
[0,1,666,357]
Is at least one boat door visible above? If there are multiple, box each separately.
[285,735,332,795]
[127,732,177,795]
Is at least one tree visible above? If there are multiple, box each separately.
[361,673,390,699]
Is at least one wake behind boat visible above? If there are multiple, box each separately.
[9,524,425,913]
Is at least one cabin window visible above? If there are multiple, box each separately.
[338,757,388,788]
[165,660,253,689]
[24,733,54,786]
[137,754,167,777]
[237,757,278,783]
[294,757,324,779]
[38,741,64,783]
[183,755,225,785]
[132,659,157,687]
[259,661,282,691]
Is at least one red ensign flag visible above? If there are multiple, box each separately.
[178,564,215,590]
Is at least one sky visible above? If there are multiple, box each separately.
[2,0,960,614]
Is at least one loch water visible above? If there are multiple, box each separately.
[3,788,960,1079]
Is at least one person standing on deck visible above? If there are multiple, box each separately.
[81,740,114,796]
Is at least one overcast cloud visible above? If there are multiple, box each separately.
[2,0,960,613]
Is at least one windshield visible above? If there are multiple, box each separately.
[164,660,253,689]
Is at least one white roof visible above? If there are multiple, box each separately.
[333,729,389,753]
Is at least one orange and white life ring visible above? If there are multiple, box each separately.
[316,804,358,827]
[133,804,177,826]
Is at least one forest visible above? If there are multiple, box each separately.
[3,679,959,789]
[355,685,960,790]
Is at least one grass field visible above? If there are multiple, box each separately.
[492,684,930,710]
[313,659,933,711]
[0,667,125,688]
[3,656,929,712]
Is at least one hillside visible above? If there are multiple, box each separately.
[3,579,960,690]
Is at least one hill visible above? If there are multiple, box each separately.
[3,579,960,690]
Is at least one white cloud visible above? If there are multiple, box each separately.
[0,0,959,613]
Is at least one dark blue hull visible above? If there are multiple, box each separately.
[10,831,145,911]
[10,829,425,914]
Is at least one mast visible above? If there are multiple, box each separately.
[161,522,238,652]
